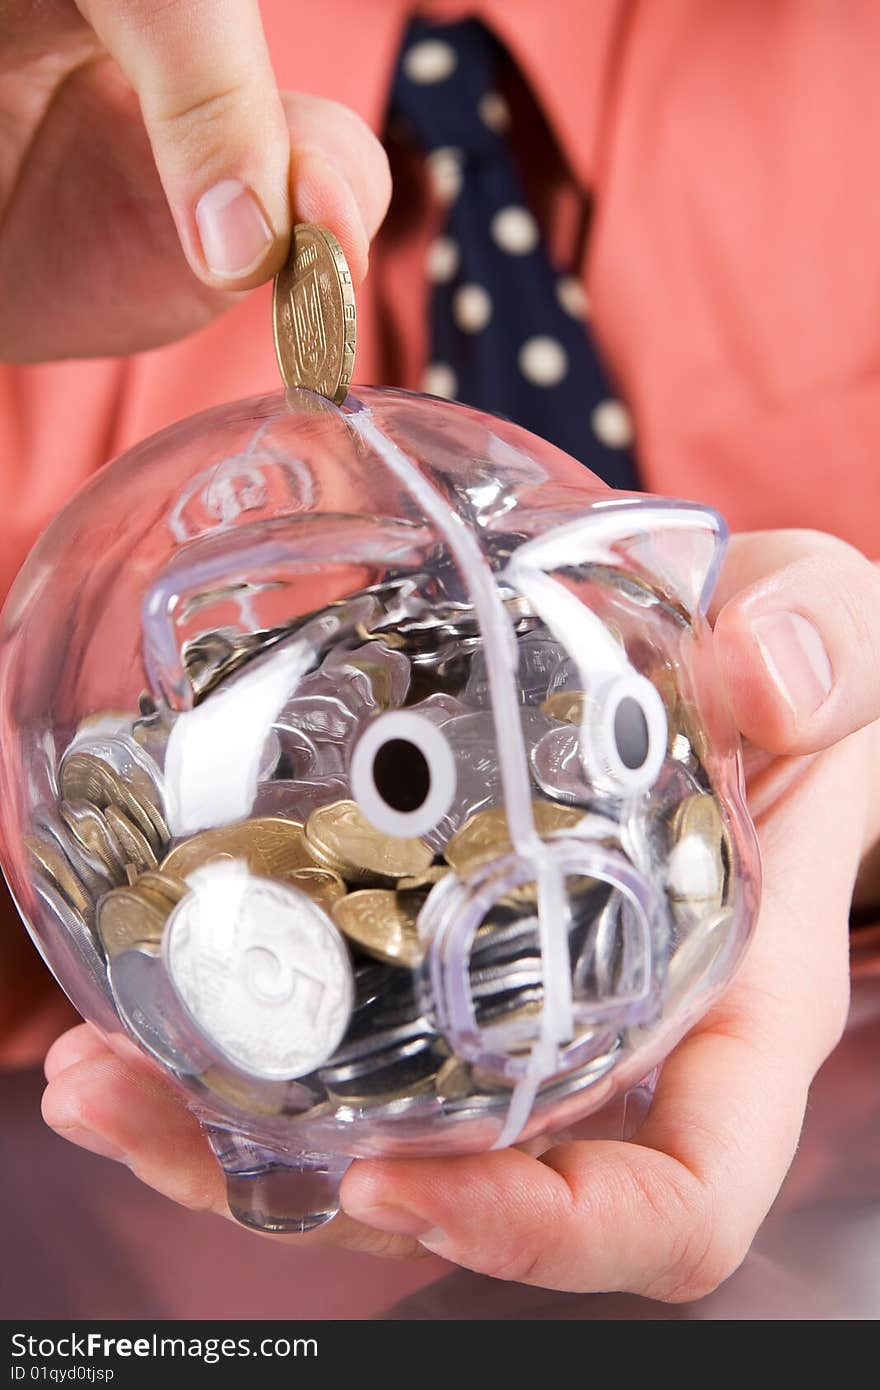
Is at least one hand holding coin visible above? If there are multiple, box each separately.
[1,5,388,361]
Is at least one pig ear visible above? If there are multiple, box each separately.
[510,499,727,618]
[603,500,728,617]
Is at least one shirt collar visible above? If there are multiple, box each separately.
[261,0,623,191]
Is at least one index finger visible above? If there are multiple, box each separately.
[78,0,293,287]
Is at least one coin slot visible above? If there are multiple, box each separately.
[350,710,456,841]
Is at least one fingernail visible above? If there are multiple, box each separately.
[417,1227,451,1255]
[51,1124,127,1163]
[754,611,833,719]
[195,178,273,278]
[344,1202,435,1238]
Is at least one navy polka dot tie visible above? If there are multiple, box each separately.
[390,15,641,489]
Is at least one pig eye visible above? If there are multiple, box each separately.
[591,674,667,793]
[350,711,456,839]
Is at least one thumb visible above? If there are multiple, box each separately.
[712,530,880,755]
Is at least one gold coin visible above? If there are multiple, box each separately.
[25,835,91,916]
[96,886,170,959]
[60,752,163,852]
[671,792,725,846]
[444,801,584,876]
[128,870,189,914]
[397,865,449,892]
[161,817,318,882]
[104,805,158,873]
[61,800,126,877]
[332,889,424,968]
[540,690,588,724]
[305,800,433,885]
[323,1074,438,1108]
[197,1067,286,1118]
[286,866,347,910]
[434,1055,475,1100]
[272,223,356,403]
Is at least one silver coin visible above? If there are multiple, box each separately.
[273,722,343,779]
[32,805,114,902]
[109,946,209,1075]
[32,874,113,1011]
[530,725,592,805]
[61,731,167,844]
[406,692,469,725]
[472,912,541,962]
[327,1014,433,1067]
[276,690,357,748]
[419,634,484,673]
[422,707,556,852]
[251,775,349,822]
[323,640,410,710]
[465,632,565,708]
[468,960,544,999]
[164,865,354,1080]
[318,1035,433,1086]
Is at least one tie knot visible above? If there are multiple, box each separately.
[390,17,506,159]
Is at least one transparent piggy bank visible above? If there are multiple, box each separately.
[0,387,760,1232]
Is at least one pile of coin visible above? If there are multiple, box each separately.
[26,559,728,1127]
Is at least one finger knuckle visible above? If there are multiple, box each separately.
[479,1240,547,1285]
[152,77,252,135]
[622,1155,745,1304]
[662,1226,749,1303]
[617,1160,712,1302]
[646,1196,746,1303]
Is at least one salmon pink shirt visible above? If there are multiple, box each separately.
[2,0,880,1320]
[3,0,880,610]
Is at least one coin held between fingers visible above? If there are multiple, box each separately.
[273,224,357,403]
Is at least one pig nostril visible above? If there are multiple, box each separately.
[372,738,430,813]
[350,708,456,838]
[614,696,650,770]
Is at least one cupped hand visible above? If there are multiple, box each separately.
[40,529,880,1296]
[0,0,391,360]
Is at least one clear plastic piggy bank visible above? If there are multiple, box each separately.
[0,387,760,1232]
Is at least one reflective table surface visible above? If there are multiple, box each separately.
[2,940,877,1320]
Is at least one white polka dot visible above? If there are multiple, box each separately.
[556,275,590,319]
[479,91,511,133]
[404,39,458,84]
[490,205,539,256]
[422,364,458,399]
[426,236,460,283]
[518,336,568,387]
[591,398,635,449]
[426,147,463,203]
[453,283,493,333]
